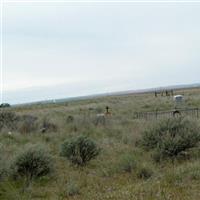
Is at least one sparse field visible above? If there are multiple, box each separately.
[0,87,200,200]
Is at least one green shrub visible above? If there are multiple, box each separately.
[0,103,10,108]
[66,181,80,196]
[140,117,200,160]
[60,135,100,166]
[12,144,53,180]
[119,154,137,173]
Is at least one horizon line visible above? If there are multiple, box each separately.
[8,82,200,106]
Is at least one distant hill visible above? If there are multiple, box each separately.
[13,83,200,107]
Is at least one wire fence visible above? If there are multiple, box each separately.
[134,107,199,120]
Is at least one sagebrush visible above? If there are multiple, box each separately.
[60,135,100,165]
[140,117,200,160]
[11,144,53,180]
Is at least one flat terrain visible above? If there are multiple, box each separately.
[0,87,200,200]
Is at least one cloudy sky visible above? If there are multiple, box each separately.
[1,0,200,104]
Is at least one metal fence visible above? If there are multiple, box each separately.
[134,107,199,120]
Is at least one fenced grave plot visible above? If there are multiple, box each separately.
[134,107,199,120]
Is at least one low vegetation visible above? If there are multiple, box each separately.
[60,135,100,166]
[0,111,18,131]
[118,153,137,173]
[11,144,53,180]
[0,87,200,199]
[140,117,200,161]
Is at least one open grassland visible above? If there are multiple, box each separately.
[0,87,200,200]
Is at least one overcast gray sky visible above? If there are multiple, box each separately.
[2,1,200,104]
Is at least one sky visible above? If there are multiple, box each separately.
[1,0,200,104]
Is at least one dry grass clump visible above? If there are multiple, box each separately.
[66,115,74,123]
[41,118,58,133]
[136,165,153,179]
[0,111,59,134]
[0,111,18,131]
[17,115,38,134]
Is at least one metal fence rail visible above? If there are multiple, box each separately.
[135,107,199,120]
